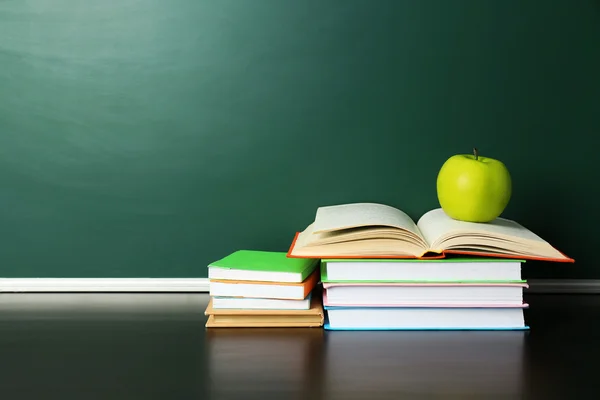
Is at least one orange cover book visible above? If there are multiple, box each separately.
[205,294,324,328]
[287,203,574,263]
[209,269,319,300]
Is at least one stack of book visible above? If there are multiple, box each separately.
[287,202,574,330]
[204,250,324,328]
[320,258,529,330]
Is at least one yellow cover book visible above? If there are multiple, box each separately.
[205,294,324,328]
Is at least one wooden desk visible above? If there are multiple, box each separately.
[0,293,596,399]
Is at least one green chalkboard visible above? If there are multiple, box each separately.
[0,0,598,279]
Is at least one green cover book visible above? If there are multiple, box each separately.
[209,250,318,283]
[321,258,526,283]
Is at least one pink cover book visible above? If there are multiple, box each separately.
[322,283,529,308]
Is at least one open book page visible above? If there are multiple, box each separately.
[312,203,422,237]
[417,209,548,249]
[417,208,568,259]
[292,221,428,257]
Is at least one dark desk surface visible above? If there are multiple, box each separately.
[0,293,597,400]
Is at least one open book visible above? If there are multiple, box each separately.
[287,203,573,262]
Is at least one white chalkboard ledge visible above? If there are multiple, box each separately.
[0,278,210,292]
[0,278,599,294]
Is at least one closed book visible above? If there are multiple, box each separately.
[212,293,312,310]
[321,258,525,283]
[323,282,528,307]
[209,269,319,300]
[324,306,528,331]
[205,295,324,327]
[208,250,318,283]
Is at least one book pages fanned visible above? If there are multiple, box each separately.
[288,203,574,262]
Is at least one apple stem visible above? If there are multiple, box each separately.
[473,147,478,160]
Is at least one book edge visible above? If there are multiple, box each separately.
[287,233,574,263]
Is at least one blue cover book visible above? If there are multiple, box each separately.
[323,323,530,331]
[323,305,529,331]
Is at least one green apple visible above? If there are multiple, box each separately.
[436,148,512,223]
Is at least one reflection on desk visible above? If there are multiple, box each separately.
[206,327,525,399]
